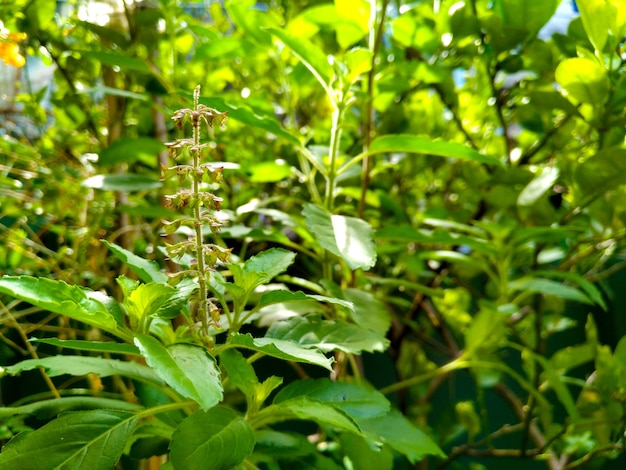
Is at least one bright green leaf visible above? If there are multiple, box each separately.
[0,397,142,420]
[555,57,610,104]
[247,160,292,182]
[0,276,118,332]
[365,135,500,166]
[509,277,593,304]
[219,348,258,397]
[1,356,163,386]
[134,335,222,410]
[228,333,334,370]
[493,0,560,38]
[102,240,167,283]
[266,315,389,354]
[303,203,377,270]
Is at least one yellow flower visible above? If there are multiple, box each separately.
[0,23,26,68]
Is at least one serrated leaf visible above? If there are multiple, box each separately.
[0,410,138,470]
[342,288,391,336]
[102,240,167,283]
[228,333,333,370]
[134,335,222,411]
[170,407,255,470]
[274,378,390,419]
[365,135,500,166]
[0,276,117,331]
[30,338,140,356]
[359,410,445,461]
[82,174,162,191]
[234,248,297,293]
[303,204,376,270]
[266,315,389,354]
[1,356,163,386]
[125,282,177,322]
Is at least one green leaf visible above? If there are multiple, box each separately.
[83,51,151,73]
[365,135,500,166]
[258,289,354,312]
[267,27,333,94]
[269,396,363,434]
[509,277,593,304]
[303,203,377,270]
[576,0,612,53]
[170,407,255,470]
[555,57,610,104]
[98,137,165,166]
[228,333,333,370]
[253,430,316,459]
[102,240,168,283]
[0,397,142,420]
[0,410,138,470]
[82,174,162,191]
[342,288,391,336]
[534,270,607,310]
[266,315,389,354]
[124,282,178,322]
[493,0,560,38]
[219,348,258,397]
[0,276,118,332]
[359,410,445,461]
[517,166,559,207]
[344,46,373,83]
[274,378,390,419]
[234,248,297,292]
[339,432,394,470]
[247,160,292,182]
[134,335,222,411]
[29,338,140,356]
[1,356,163,386]
[21,0,55,31]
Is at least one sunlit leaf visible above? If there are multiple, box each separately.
[134,334,222,411]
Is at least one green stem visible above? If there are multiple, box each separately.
[324,96,348,211]
[189,87,210,337]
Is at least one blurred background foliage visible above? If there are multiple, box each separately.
[2,0,626,468]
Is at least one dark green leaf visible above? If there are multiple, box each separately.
[274,378,390,419]
[359,410,445,461]
[29,338,140,356]
[170,407,255,470]
[0,397,142,420]
[219,348,258,397]
[83,51,151,72]
[0,410,138,470]
[268,396,363,434]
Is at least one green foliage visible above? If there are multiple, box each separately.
[2,0,626,468]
